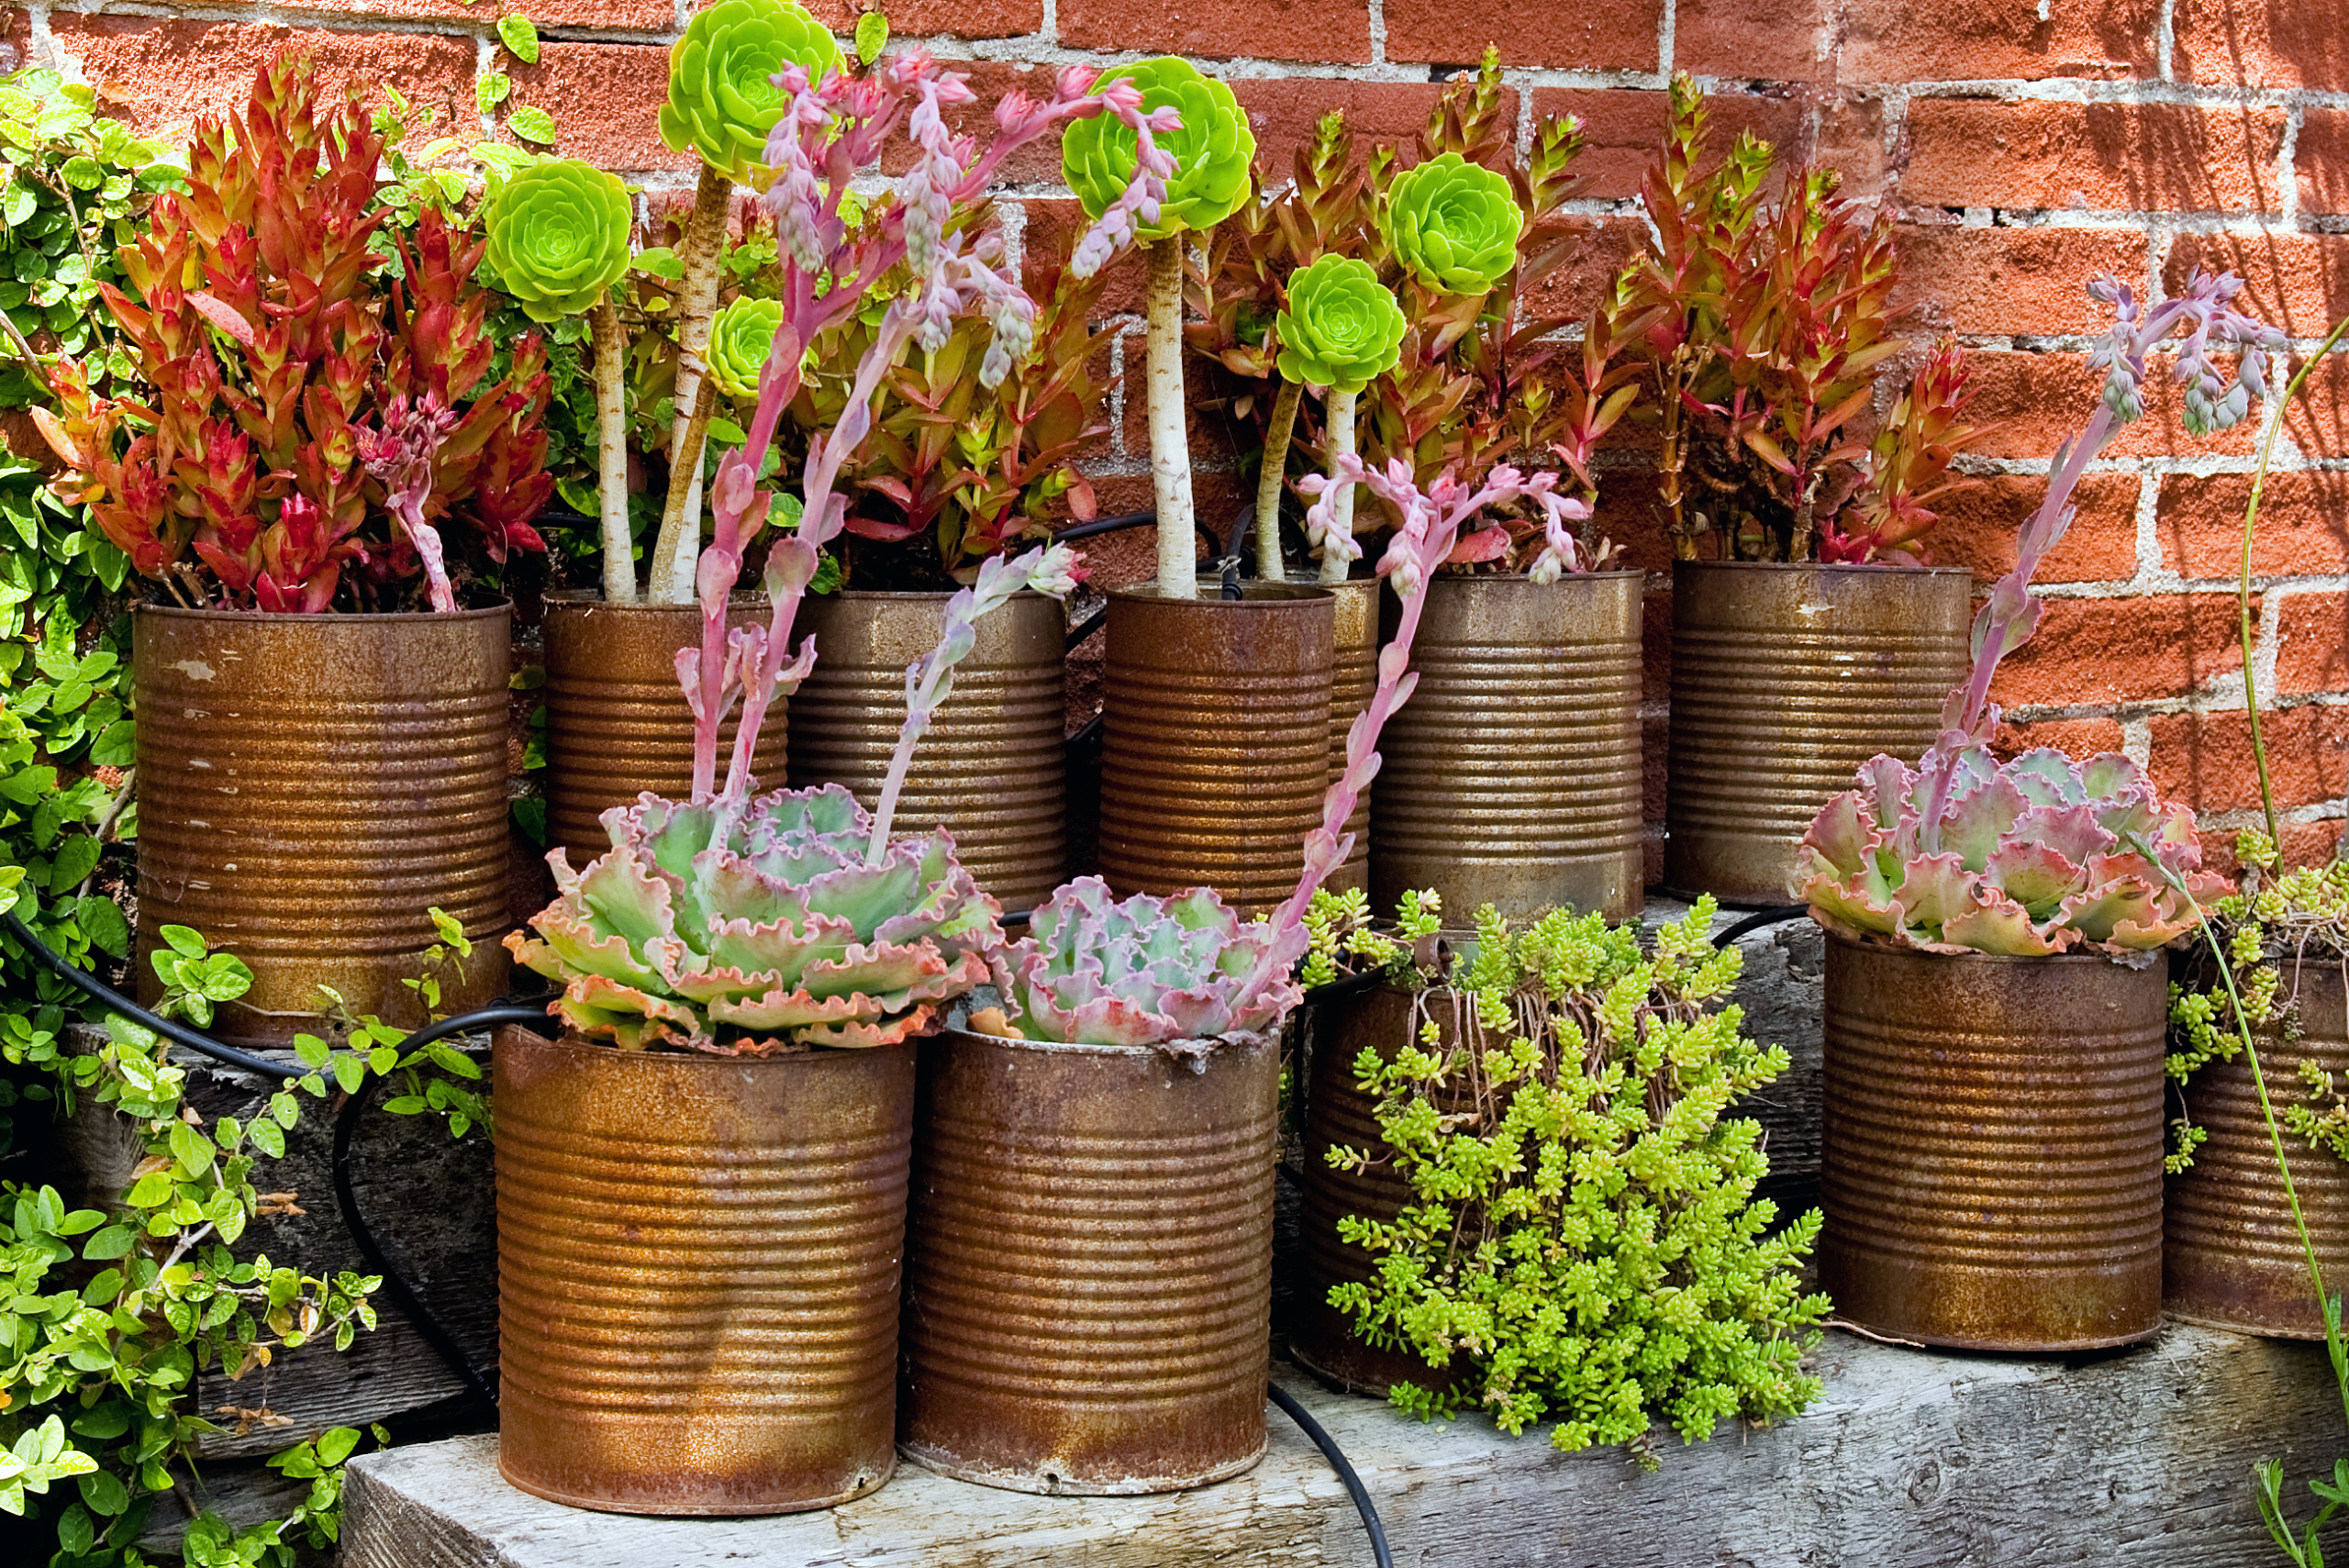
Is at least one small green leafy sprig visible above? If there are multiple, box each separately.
[1327,898,1828,1464]
[1299,885,1442,990]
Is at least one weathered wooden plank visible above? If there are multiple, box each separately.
[340,1326,2347,1568]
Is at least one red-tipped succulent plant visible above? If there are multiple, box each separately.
[37,53,551,613]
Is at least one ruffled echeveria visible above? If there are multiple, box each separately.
[1791,747,2232,961]
[982,875,1299,1053]
[660,0,842,179]
[481,160,634,325]
[506,784,1002,1052]
[1062,56,1253,240]
[1382,150,1523,296]
[707,295,785,399]
[1275,254,1407,395]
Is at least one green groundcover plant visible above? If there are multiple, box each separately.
[1319,897,1828,1464]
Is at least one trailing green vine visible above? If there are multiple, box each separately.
[1321,898,1828,1464]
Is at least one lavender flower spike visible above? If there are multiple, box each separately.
[356,394,462,612]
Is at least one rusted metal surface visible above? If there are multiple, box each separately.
[899,1027,1280,1494]
[1665,562,1970,906]
[2166,954,2349,1338]
[1821,933,2167,1351]
[1321,578,1379,897]
[494,1026,914,1516]
[1291,985,1454,1396]
[1371,572,1643,924]
[541,594,766,865]
[1098,583,1334,912]
[786,591,1064,910]
[133,605,510,1046]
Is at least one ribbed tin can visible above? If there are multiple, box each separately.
[1098,583,1333,912]
[785,591,1064,911]
[899,1027,1280,1494]
[1321,578,1379,897]
[133,605,509,1046]
[495,1026,914,1515]
[540,594,767,866]
[2166,955,2349,1338]
[1820,934,2167,1351]
[1665,562,1971,906]
[1292,984,1455,1395]
[1371,572,1643,924]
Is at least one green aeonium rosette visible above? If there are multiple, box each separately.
[707,295,785,399]
[481,160,635,324]
[1062,56,1253,239]
[1275,254,1407,394]
[660,0,842,180]
[1384,150,1523,295]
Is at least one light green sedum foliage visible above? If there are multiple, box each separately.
[1061,56,1253,239]
[1327,899,1828,1462]
[1380,150,1523,295]
[480,159,635,325]
[659,0,842,180]
[1275,254,1407,395]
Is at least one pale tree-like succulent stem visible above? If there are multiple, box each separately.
[652,163,735,604]
[589,296,635,604]
[1253,377,1301,577]
[1318,385,1358,585]
[659,376,718,568]
[1144,239,1197,595]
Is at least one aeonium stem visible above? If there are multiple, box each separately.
[1254,377,1302,578]
[653,162,738,604]
[1144,238,1198,595]
[588,296,635,605]
[1319,385,1358,585]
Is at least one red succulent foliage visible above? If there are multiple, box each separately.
[36,52,551,612]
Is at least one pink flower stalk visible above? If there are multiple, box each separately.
[675,51,1173,806]
[355,394,462,612]
[865,541,1084,860]
[1303,454,1595,586]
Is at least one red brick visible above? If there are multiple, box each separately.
[1386,0,1659,71]
[1059,0,1369,62]
[2275,591,2349,697]
[798,0,1041,39]
[1590,472,1677,578]
[2159,473,2349,581]
[2175,0,2349,92]
[1675,0,1831,83]
[1990,592,2243,706]
[50,17,477,139]
[2165,232,2349,341]
[266,0,670,28]
[1229,79,1459,180]
[2297,112,2349,220]
[1642,583,1673,690]
[2151,703,2349,815]
[874,60,1069,184]
[1530,87,1804,203]
[1990,715,2127,761]
[1809,89,1893,195]
[1839,0,2158,83]
[1890,223,2149,337]
[1023,198,1147,317]
[1965,350,2264,462]
[1931,473,2140,584]
[2278,352,2349,470]
[1901,99,2285,215]
[1517,216,1643,326]
[502,42,686,172]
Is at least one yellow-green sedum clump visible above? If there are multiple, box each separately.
[1327,898,1828,1463]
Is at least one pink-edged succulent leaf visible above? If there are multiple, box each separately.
[1938,895,2073,957]
[1981,839,2089,917]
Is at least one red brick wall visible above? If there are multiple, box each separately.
[21,1,2349,875]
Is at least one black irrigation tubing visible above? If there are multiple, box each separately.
[1711,904,1814,949]
[1268,1380,1396,1568]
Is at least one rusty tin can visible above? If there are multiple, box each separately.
[1098,583,1333,912]
[1820,933,2167,1351]
[1320,578,1380,897]
[786,591,1064,911]
[1291,984,1456,1395]
[541,593,767,866]
[899,1027,1280,1494]
[1371,572,1643,924]
[133,605,510,1045]
[495,1026,914,1516]
[2166,955,2349,1338]
[1665,562,1971,906]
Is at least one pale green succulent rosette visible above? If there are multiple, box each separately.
[481,160,635,325]
[660,0,842,179]
[1061,56,1255,240]
[707,295,785,399]
[1275,254,1407,394]
[1384,150,1524,295]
